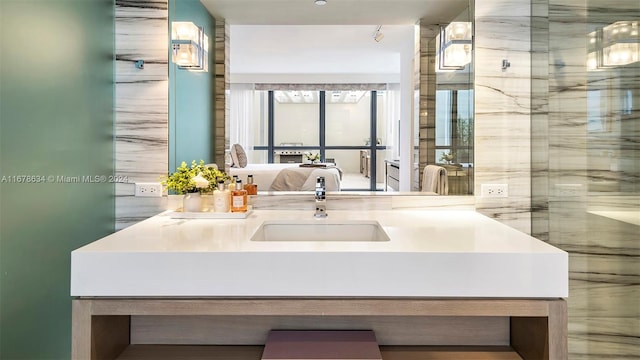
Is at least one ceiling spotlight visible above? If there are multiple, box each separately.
[373,25,384,42]
[315,0,327,5]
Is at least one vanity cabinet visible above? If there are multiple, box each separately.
[72,297,567,360]
[71,210,568,359]
[385,160,400,191]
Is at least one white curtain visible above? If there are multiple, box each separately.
[385,84,401,160]
[230,83,255,160]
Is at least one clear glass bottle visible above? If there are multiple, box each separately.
[228,175,238,191]
[244,174,258,195]
[231,179,248,212]
[213,180,230,213]
[227,177,236,209]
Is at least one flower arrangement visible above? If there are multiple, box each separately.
[162,160,229,194]
[439,151,456,164]
[304,152,321,163]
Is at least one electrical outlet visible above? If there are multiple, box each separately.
[135,182,163,197]
[481,184,508,198]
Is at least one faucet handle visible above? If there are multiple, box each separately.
[315,176,326,200]
[315,176,327,218]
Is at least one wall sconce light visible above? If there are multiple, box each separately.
[171,21,208,71]
[588,21,639,70]
[601,21,638,67]
[437,22,473,71]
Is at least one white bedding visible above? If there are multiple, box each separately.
[229,163,341,191]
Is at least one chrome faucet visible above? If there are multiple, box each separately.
[314,176,327,218]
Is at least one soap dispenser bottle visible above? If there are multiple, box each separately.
[227,177,237,210]
[231,179,248,212]
[213,180,230,213]
[244,174,258,195]
[228,176,238,191]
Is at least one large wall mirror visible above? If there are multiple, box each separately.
[169,0,473,195]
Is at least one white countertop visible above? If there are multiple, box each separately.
[71,210,568,298]
[588,210,640,226]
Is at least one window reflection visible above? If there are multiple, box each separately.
[248,90,391,191]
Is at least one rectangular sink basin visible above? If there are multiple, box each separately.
[250,220,390,242]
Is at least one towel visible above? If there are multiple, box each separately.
[422,165,448,195]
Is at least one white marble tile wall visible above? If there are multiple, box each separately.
[114,0,168,229]
[542,0,639,357]
[531,0,550,240]
[474,0,533,234]
[545,13,591,355]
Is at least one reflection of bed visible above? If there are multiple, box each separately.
[229,163,341,191]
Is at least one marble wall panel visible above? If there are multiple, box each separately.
[543,0,640,357]
[475,0,531,17]
[546,0,590,300]
[569,317,640,359]
[115,196,172,229]
[114,0,168,229]
[474,0,532,234]
[530,0,550,240]
[215,20,229,168]
[391,195,475,210]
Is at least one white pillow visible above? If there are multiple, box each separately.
[230,144,247,168]
[230,146,239,168]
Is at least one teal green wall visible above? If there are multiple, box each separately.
[169,0,216,173]
[0,1,115,358]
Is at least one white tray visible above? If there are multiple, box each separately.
[168,209,252,219]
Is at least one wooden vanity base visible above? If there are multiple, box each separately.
[72,298,567,360]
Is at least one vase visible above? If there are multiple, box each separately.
[183,192,203,212]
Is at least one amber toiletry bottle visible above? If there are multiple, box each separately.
[231,179,248,212]
[244,174,258,195]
